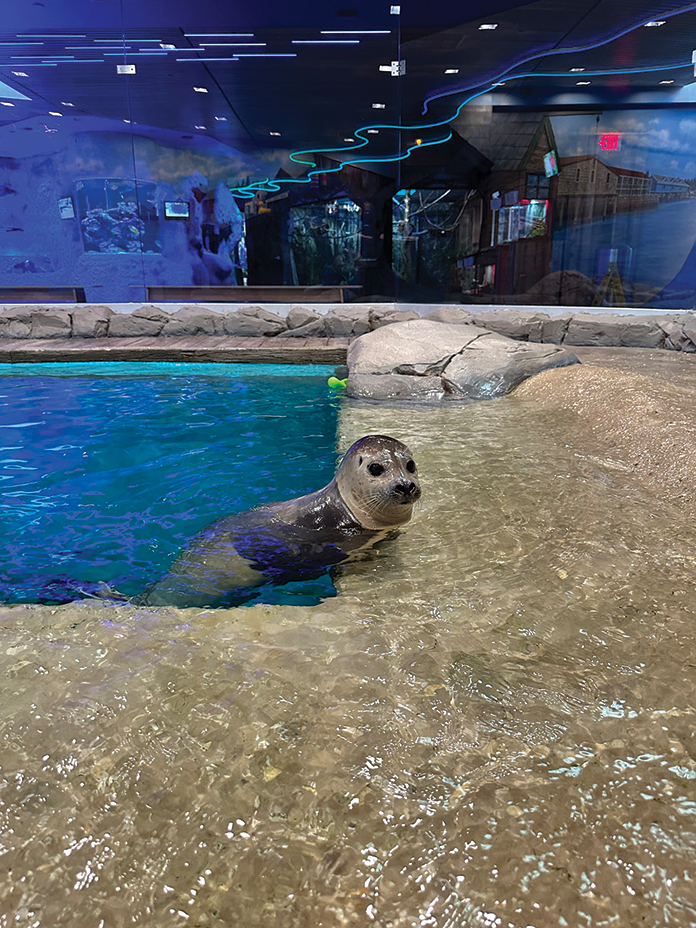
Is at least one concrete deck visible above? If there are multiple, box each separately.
[0,335,351,365]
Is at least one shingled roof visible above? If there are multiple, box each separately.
[451,111,556,172]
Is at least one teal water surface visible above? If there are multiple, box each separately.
[0,362,340,604]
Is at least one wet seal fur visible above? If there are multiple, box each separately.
[137,434,421,607]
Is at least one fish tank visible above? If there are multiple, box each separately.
[75,178,162,254]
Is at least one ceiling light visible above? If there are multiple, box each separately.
[321,30,391,34]
[123,119,132,123]
[232,53,297,57]
[48,111,62,116]
[269,131,281,136]
[199,43,266,47]
[372,102,386,108]
[184,33,254,37]
[214,116,227,121]
[444,68,459,74]
[61,102,75,106]
[0,102,15,107]
[195,125,206,129]
[644,20,666,26]
[193,86,208,92]
[576,81,591,85]
[159,44,176,50]
[367,128,379,134]
[479,23,498,30]
[659,79,674,84]
[570,68,585,72]
[18,33,85,38]
[493,81,506,86]
[291,40,359,44]
[344,137,354,142]
[390,6,401,14]
[11,71,29,76]
[176,57,239,61]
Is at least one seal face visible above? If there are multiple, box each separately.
[138,434,420,607]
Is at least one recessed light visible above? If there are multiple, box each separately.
[659,80,674,84]
[570,68,585,72]
[479,23,498,30]
[372,102,386,109]
[11,71,28,76]
[367,128,379,134]
[445,68,459,74]
[344,137,354,142]
[0,102,14,107]
[576,81,591,85]
[193,86,208,93]
[644,20,666,26]
[48,111,62,116]
[195,125,206,129]
[61,101,75,106]
[269,131,281,136]
[214,116,227,121]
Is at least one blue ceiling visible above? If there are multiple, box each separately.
[0,0,693,168]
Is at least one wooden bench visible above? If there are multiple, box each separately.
[146,285,361,304]
[0,287,86,303]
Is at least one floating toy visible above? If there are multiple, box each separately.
[327,376,348,390]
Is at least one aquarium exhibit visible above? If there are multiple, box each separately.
[0,0,695,305]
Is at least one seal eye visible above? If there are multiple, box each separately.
[406,460,416,473]
[367,462,384,477]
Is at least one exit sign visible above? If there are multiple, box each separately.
[598,132,622,151]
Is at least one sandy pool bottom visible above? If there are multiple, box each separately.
[2,349,696,927]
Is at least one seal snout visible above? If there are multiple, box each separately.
[393,480,421,503]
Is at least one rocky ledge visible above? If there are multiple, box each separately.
[0,303,420,340]
[347,319,580,400]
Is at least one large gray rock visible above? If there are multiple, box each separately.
[565,313,665,348]
[324,305,371,338]
[108,314,166,337]
[30,309,72,339]
[286,305,321,330]
[160,305,224,336]
[347,319,579,401]
[0,304,36,322]
[72,304,114,338]
[223,306,287,337]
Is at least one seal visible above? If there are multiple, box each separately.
[137,434,421,607]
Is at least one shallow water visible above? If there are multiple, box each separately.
[2,357,696,926]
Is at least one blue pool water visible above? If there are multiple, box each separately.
[0,362,340,605]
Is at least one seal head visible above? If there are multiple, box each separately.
[336,434,421,530]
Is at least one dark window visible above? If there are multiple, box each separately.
[526,173,550,199]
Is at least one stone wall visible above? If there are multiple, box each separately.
[1,302,696,351]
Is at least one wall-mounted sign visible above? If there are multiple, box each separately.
[598,132,622,152]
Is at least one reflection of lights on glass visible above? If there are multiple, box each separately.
[479,23,498,30]
[372,103,385,109]
[344,137,354,142]
[570,68,585,72]
[367,129,379,134]
[445,68,459,74]
[415,138,423,145]
[214,116,227,121]
[0,102,14,107]
[644,20,666,26]
[48,111,62,116]
[12,71,29,76]
[598,133,622,151]
[269,131,281,136]
[193,86,208,93]
[195,125,206,129]
[659,79,674,84]
[576,81,591,85]
[61,101,75,106]
[390,6,401,14]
